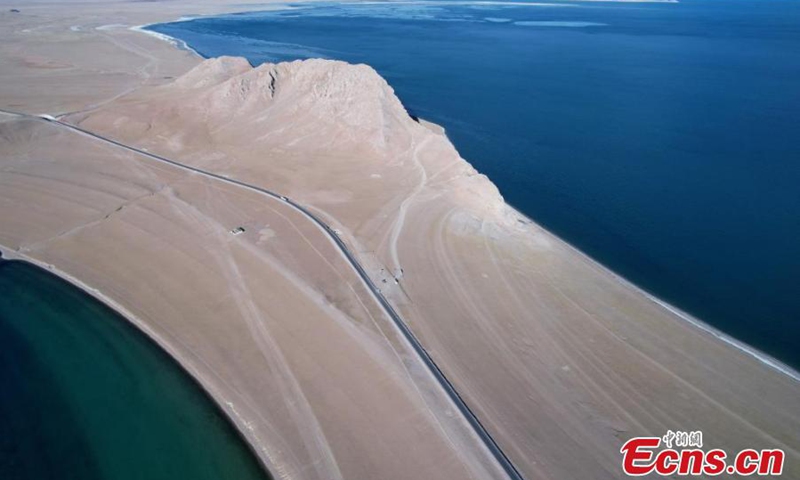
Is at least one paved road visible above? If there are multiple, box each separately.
[0,108,525,480]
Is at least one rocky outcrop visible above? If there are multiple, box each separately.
[76,56,513,228]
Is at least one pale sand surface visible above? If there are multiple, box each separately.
[0,0,294,115]
[1,1,799,480]
[0,113,507,480]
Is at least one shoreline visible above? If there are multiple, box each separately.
[509,204,800,383]
[0,244,276,478]
[130,16,800,384]
[130,24,202,58]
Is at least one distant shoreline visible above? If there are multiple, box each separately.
[131,23,202,58]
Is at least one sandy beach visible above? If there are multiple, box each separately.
[1,1,799,479]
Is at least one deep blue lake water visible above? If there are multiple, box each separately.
[150,0,800,369]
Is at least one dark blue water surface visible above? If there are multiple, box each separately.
[150,0,800,369]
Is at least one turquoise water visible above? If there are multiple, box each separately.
[149,0,800,369]
[0,260,271,480]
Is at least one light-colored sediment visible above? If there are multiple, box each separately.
[0,111,510,480]
[1,2,799,480]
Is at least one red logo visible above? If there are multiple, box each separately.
[621,431,784,476]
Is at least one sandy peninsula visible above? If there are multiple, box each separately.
[1,1,798,480]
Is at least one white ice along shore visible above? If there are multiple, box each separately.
[130,23,202,58]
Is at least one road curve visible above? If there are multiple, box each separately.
[0,108,526,480]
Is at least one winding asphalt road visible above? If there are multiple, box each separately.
[0,108,525,480]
